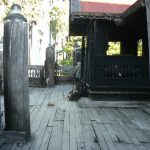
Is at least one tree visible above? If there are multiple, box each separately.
[58,36,82,66]
[49,6,65,43]
[0,0,43,23]
[106,42,120,55]
[137,39,142,56]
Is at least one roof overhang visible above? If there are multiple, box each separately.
[70,12,119,36]
[69,0,146,36]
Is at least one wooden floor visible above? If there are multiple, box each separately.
[1,84,150,150]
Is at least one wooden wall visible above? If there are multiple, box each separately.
[0,51,3,94]
[145,0,150,78]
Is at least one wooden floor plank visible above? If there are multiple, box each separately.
[86,108,103,123]
[80,109,91,125]
[30,106,47,134]
[105,109,133,144]
[112,109,140,145]
[74,111,86,150]
[39,127,53,150]
[82,124,100,150]
[97,108,114,124]
[98,123,118,150]
[47,121,63,150]
[55,109,65,121]
[29,107,52,150]
[116,143,138,150]
[2,85,150,150]
[62,111,70,150]
[70,111,78,150]
[118,108,150,143]
[92,121,109,150]
[47,108,57,127]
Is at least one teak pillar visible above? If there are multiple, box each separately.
[121,36,137,55]
[145,0,150,78]
[45,45,55,87]
[95,21,108,55]
[81,36,85,79]
[3,4,30,139]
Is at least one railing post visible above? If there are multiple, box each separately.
[45,45,55,87]
[3,4,30,139]
[145,0,150,79]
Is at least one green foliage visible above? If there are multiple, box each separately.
[49,6,65,40]
[107,40,143,56]
[58,36,82,66]
[106,42,120,55]
[0,0,43,23]
[137,39,142,56]
[0,3,9,22]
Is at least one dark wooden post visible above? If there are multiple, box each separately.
[145,0,150,78]
[81,36,85,79]
[3,4,30,139]
[94,21,108,55]
[45,45,55,87]
[121,36,137,55]
[143,35,148,56]
[0,97,1,129]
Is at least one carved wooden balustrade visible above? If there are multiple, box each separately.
[55,65,74,83]
[28,65,74,86]
[28,65,45,87]
[87,55,149,89]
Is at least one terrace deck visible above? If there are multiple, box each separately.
[1,84,150,150]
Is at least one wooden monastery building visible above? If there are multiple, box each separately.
[70,0,150,94]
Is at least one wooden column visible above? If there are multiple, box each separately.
[45,45,55,87]
[81,36,85,79]
[121,39,127,55]
[143,35,148,56]
[88,23,95,86]
[0,97,1,129]
[145,0,150,78]
[94,21,108,55]
[121,36,137,55]
[3,4,30,139]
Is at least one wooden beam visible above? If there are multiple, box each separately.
[145,0,150,78]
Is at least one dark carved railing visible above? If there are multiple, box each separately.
[28,65,45,87]
[55,66,74,83]
[92,55,149,88]
[103,64,142,79]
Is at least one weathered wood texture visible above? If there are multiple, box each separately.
[94,55,148,87]
[28,65,45,87]
[83,19,149,90]
[145,0,150,78]
[0,97,2,129]
[55,65,74,83]
[45,46,55,87]
[1,85,150,149]
[0,51,3,94]
[3,8,30,138]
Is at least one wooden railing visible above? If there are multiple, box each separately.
[55,66,74,83]
[91,55,149,88]
[28,65,45,87]
[103,64,142,79]
[28,65,74,86]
